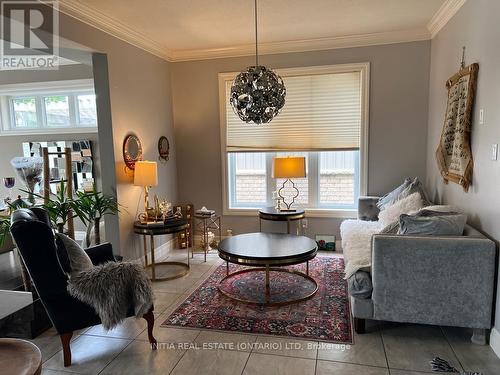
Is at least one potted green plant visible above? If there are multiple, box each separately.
[1,199,31,248]
[72,187,119,245]
[25,180,78,234]
[0,217,10,246]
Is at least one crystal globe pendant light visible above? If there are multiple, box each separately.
[230,0,286,124]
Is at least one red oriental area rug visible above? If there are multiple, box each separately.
[161,256,353,343]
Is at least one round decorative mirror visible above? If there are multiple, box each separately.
[158,136,170,163]
[123,134,143,170]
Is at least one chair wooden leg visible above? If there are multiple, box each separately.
[60,332,73,367]
[143,310,157,349]
[354,317,366,334]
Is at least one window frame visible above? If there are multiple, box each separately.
[0,79,98,135]
[228,151,360,211]
[219,63,370,218]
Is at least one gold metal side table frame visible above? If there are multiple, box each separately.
[258,207,305,235]
[134,221,190,282]
[218,262,318,306]
[218,238,318,306]
[193,214,222,262]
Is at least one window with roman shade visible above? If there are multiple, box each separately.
[224,67,363,152]
[219,63,370,214]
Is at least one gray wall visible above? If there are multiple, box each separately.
[56,13,177,260]
[0,63,93,85]
[425,0,500,330]
[171,41,430,237]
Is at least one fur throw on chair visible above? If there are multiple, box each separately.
[67,261,154,330]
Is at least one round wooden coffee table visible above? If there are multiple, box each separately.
[217,232,318,305]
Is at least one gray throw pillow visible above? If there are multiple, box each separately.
[398,177,431,206]
[380,208,454,234]
[55,233,93,277]
[398,212,467,236]
[376,177,411,210]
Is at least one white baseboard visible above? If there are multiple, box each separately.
[137,232,226,264]
[136,236,176,264]
[154,238,175,260]
[489,326,500,358]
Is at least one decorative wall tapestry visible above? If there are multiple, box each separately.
[436,63,479,192]
[23,140,94,194]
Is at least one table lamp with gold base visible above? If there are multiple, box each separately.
[272,156,306,212]
[134,161,158,223]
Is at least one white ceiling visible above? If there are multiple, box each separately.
[59,0,466,61]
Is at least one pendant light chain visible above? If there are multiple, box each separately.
[254,0,258,66]
[229,0,286,124]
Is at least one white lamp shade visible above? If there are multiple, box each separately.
[134,161,158,187]
[272,157,306,179]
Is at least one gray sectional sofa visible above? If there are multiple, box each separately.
[350,196,496,343]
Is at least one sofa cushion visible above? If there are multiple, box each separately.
[378,192,423,226]
[348,271,373,299]
[350,295,374,319]
[398,211,467,236]
[376,178,411,210]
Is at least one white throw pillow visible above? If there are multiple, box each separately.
[378,192,424,226]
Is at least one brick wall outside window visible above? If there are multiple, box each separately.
[276,178,309,205]
[320,172,355,204]
[235,171,354,205]
[235,173,266,203]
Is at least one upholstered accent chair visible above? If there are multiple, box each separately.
[10,208,157,367]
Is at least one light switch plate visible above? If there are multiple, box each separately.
[479,109,485,125]
[492,144,498,161]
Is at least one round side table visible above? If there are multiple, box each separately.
[258,207,305,234]
[0,338,42,375]
[134,219,190,281]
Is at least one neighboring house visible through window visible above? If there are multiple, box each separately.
[0,79,97,134]
[219,63,370,216]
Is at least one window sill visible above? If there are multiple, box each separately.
[0,127,98,136]
[223,207,357,219]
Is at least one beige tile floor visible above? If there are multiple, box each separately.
[32,250,500,375]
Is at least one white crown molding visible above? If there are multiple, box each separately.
[54,1,454,63]
[427,0,467,38]
[169,28,431,62]
[57,0,172,61]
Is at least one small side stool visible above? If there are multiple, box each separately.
[193,214,222,262]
